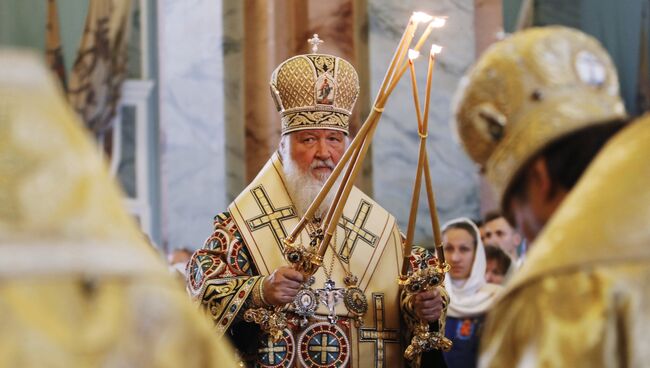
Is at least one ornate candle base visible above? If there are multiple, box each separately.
[283,234,323,278]
[399,262,453,360]
[404,320,453,361]
[243,234,324,341]
[243,306,290,342]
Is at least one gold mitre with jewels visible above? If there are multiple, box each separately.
[454,26,627,205]
[270,36,360,135]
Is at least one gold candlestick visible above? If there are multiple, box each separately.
[400,42,453,360]
[402,50,425,275]
[422,44,445,261]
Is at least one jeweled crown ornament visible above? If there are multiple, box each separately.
[453,26,626,206]
[270,34,360,135]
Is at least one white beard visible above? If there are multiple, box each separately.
[282,155,339,219]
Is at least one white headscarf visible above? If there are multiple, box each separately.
[442,217,502,318]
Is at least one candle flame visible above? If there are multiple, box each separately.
[411,12,433,23]
[408,49,421,60]
[430,17,447,28]
[430,44,443,55]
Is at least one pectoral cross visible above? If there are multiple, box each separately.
[317,279,344,324]
[308,34,324,53]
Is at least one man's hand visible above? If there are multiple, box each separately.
[413,288,443,322]
[263,266,304,305]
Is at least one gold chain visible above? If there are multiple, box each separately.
[326,231,352,277]
[321,231,337,280]
[306,218,356,283]
[305,218,335,279]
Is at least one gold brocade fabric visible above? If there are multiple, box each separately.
[0,279,235,368]
[0,49,237,367]
[454,26,626,205]
[480,264,650,367]
[479,116,650,367]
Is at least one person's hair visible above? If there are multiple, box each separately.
[443,221,478,249]
[507,120,626,203]
[483,210,504,225]
[484,244,511,274]
[278,134,289,161]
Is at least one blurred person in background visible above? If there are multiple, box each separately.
[482,211,523,271]
[454,26,650,366]
[483,245,511,285]
[441,218,501,368]
[0,49,237,367]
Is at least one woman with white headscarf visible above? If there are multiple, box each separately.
[441,217,501,368]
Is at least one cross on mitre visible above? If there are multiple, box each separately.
[308,34,324,53]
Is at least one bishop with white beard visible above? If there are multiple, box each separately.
[186,48,446,368]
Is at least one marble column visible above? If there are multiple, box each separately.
[368,0,480,244]
[158,0,227,250]
[242,0,308,182]
[222,1,246,202]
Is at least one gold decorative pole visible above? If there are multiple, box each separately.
[402,44,444,275]
[422,44,446,263]
[402,49,425,276]
[400,43,453,360]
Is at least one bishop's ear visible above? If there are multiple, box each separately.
[527,157,554,203]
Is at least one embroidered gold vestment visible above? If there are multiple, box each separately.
[479,116,650,367]
[0,49,237,368]
[188,153,438,367]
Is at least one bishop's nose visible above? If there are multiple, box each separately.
[314,139,331,160]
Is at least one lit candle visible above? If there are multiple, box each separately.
[431,16,447,28]
[422,44,442,131]
[401,44,445,275]
[411,11,433,23]
[420,45,445,265]
[402,49,426,272]
[408,49,424,135]
[380,12,428,98]
[412,16,447,53]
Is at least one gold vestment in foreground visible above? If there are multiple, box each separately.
[0,50,237,367]
[479,116,650,367]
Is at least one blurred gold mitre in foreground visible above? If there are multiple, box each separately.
[453,26,626,206]
[0,49,237,367]
[270,51,359,135]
